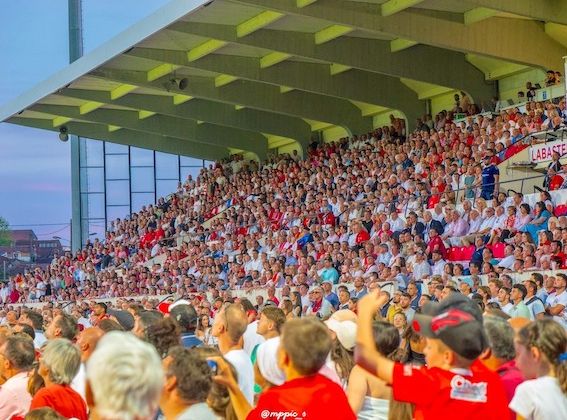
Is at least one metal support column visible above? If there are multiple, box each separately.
[69,0,84,252]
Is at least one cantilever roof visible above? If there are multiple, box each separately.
[2,0,567,160]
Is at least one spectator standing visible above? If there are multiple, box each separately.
[481,155,499,200]
[31,339,87,420]
[86,332,164,420]
[0,335,35,419]
[71,327,103,401]
[169,303,202,348]
[509,285,531,319]
[160,346,217,420]
[18,310,46,348]
[211,318,356,419]
[211,304,255,405]
[480,316,524,420]
[509,320,567,420]
[356,292,509,420]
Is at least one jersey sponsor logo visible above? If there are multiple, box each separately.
[450,375,487,403]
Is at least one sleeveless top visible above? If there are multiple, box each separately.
[357,396,389,420]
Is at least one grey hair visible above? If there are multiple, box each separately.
[483,316,515,361]
[41,338,81,385]
[87,332,164,420]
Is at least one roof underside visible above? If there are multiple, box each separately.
[2,0,567,160]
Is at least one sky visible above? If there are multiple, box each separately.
[0,0,170,243]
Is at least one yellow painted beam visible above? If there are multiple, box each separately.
[260,52,292,69]
[79,101,104,115]
[330,63,352,75]
[197,120,205,125]
[303,118,333,131]
[235,105,246,110]
[53,117,72,128]
[280,86,294,93]
[138,110,157,120]
[464,7,497,25]
[381,0,424,17]
[215,74,239,87]
[236,10,284,38]
[297,0,317,7]
[187,39,227,62]
[314,25,353,45]
[173,94,193,105]
[108,125,122,132]
[147,63,179,82]
[110,84,137,100]
[390,38,418,52]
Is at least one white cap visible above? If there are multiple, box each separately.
[257,337,286,386]
[325,319,357,351]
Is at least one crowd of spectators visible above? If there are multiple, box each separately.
[1,98,567,310]
[0,275,564,419]
[0,95,564,419]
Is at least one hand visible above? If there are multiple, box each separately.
[358,290,388,317]
[208,356,238,390]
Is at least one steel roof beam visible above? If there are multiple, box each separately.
[9,117,228,160]
[169,21,494,103]
[127,48,424,124]
[90,68,374,136]
[464,0,567,26]
[30,103,268,160]
[57,88,312,147]
[228,0,566,70]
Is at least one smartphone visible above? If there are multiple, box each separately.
[207,360,218,375]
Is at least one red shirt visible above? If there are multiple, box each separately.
[30,384,87,420]
[392,361,509,420]
[247,374,355,420]
[427,236,447,259]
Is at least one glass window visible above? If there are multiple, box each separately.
[105,143,128,154]
[131,147,154,166]
[156,179,178,200]
[81,193,105,219]
[106,206,131,227]
[180,156,204,166]
[80,167,105,193]
[80,139,104,167]
[105,154,129,180]
[106,180,130,206]
[132,192,155,212]
[180,166,203,182]
[131,167,155,193]
[86,219,105,241]
[155,152,179,180]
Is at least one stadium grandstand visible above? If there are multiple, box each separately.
[0,0,566,419]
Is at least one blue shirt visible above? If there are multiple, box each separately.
[320,267,339,284]
[324,292,340,309]
[481,165,499,191]
[181,333,203,348]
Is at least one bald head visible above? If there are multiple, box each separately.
[77,327,104,362]
[508,317,531,333]
[214,304,248,347]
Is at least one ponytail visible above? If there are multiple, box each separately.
[558,352,567,396]
[518,320,567,395]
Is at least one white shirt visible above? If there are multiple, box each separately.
[545,290,567,328]
[71,363,87,402]
[510,376,567,420]
[500,302,513,315]
[225,349,255,405]
[0,371,32,419]
[243,321,265,356]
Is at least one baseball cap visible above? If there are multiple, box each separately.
[325,319,357,351]
[413,294,487,360]
[257,338,286,386]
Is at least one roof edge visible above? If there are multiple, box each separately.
[0,0,211,122]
